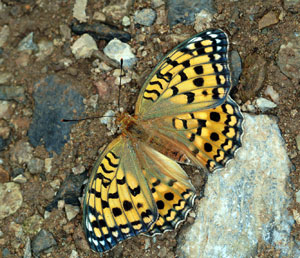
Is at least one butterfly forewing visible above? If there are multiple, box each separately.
[135,29,231,119]
[148,96,243,171]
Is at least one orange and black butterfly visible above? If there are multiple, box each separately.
[83,29,243,252]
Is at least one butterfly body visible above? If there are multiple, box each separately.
[83,29,243,252]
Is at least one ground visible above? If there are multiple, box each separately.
[0,0,299,257]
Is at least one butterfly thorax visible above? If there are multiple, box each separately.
[116,112,191,165]
[117,112,148,142]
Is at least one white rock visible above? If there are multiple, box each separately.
[256,97,277,112]
[264,85,279,103]
[122,16,131,27]
[73,0,89,22]
[71,34,98,59]
[104,38,136,68]
[177,114,299,258]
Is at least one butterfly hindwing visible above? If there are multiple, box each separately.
[135,29,231,120]
[83,136,158,252]
[136,143,196,236]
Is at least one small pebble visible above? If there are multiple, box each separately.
[0,25,9,47]
[73,0,89,22]
[32,229,57,255]
[17,32,38,52]
[264,85,279,103]
[296,134,300,151]
[12,174,27,183]
[72,165,85,175]
[152,0,165,8]
[0,72,12,85]
[71,34,98,59]
[291,109,297,118]
[58,200,65,210]
[104,38,136,68]
[258,11,279,30]
[122,16,131,27]
[70,250,79,258]
[93,11,106,22]
[134,8,157,26]
[65,204,80,221]
[256,97,277,112]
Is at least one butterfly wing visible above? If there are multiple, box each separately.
[134,29,243,171]
[136,142,196,236]
[83,134,197,252]
[83,136,158,252]
[146,96,243,171]
[135,29,232,120]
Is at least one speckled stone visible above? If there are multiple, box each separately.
[177,114,299,258]
[0,182,23,219]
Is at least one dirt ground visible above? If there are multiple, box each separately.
[0,0,299,257]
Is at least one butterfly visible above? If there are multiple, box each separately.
[83,29,243,252]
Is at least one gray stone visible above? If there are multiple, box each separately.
[104,38,136,68]
[277,36,300,80]
[0,72,12,84]
[167,0,216,27]
[71,34,98,59]
[10,140,33,164]
[177,114,298,258]
[28,76,84,154]
[0,182,23,219]
[296,190,300,203]
[194,9,214,32]
[229,50,243,88]
[134,8,157,26]
[0,101,16,120]
[36,40,54,61]
[27,158,44,174]
[256,97,277,112]
[17,32,38,52]
[2,248,10,257]
[59,24,71,40]
[23,237,32,258]
[0,85,25,102]
[32,229,57,255]
[152,0,165,8]
[284,0,300,10]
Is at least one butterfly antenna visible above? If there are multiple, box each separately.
[61,115,115,123]
[117,58,123,110]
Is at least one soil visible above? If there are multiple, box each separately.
[0,0,299,257]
